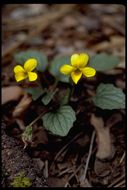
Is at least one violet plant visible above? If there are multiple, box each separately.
[14,51,125,141]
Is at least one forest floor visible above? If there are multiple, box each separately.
[2,4,125,187]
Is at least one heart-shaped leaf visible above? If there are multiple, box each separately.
[93,83,125,109]
[14,50,48,72]
[42,105,76,136]
[88,53,119,71]
[25,87,45,100]
[49,55,70,83]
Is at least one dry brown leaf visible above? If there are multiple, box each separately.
[80,178,92,187]
[15,118,26,130]
[2,86,25,105]
[12,93,32,117]
[116,79,125,89]
[94,158,111,177]
[106,113,122,128]
[31,125,48,147]
[48,176,68,187]
[91,114,114,160]
[91,41,110,52]
[110,35,125,46]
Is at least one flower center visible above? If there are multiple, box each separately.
[75,69,81,74]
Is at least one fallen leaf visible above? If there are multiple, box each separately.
[91,114,115,160]
[15,118,25,131]
[2,86,25,105]
[48,176,68,187]
[106,113,122,128]
[12,94,32,117]
[31,125,48,147]
[94,158,111,177]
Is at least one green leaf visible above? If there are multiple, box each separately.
[49,55,70,83]
[14,50,48,72]
[59,88,71,105]
[88,53,119,71]
[93,83,125,109]
[42,105,76,136]
[25,87,44,100]
[22,126,33,142]
[41,89,57,105]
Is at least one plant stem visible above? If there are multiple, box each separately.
[27,108,49,127]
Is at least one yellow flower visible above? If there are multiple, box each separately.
[14,58,38,82]
[60,53,96,84]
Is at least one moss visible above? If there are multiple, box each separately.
[11,172,32,187]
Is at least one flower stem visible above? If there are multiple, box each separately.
[27,108,49,127]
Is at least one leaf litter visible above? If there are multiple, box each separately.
[2,4,125,187]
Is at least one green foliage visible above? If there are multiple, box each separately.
[22,126,32,143]
[42,105,76,136]
[11,172,32,187]
[41,89,57,105]
[49,55,70,83]
[14,50,48,72]
[88,53,119,71]
[59,88,71,105]
[93,83,125,109]
[25,87,45,100]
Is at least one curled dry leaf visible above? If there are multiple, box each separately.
[2,86,25,105]
[12,93,32,117]
[2,86,32,118]
[2,86,32,132]
[90,114,114,160]
[15,118,26,131]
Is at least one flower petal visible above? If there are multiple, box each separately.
[81,67,96,77]
[27,72,38,81]
[15,72,27,82]
[14,65,25,73]
[78,53,89,67]
[71,54,79,67]
[71,70,82,84]
[24,58,37,72]
[60,65,75,75]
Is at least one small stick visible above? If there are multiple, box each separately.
[44,160,48,179]
[108,174,125,187]
[50,132,82,170]
[58,167,73,177]
[27,110,48,127]
[79,131,95,185]
[119,152,125,164]
[64,164,83,187]
[113,180,125,187]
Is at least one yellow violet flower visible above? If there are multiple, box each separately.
[14,58,38,82]
[60,53,96,84]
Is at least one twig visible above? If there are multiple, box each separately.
[27,109,49,127]
[64,164,83,187]
[113,179,125,187]
[108,174,125,187]
[50,132,83,170]
[58,167,73,177]
[44,160,48,179]
[79,131,96,185]
[119,151,125,164]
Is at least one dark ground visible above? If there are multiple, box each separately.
[2,4,125,187]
